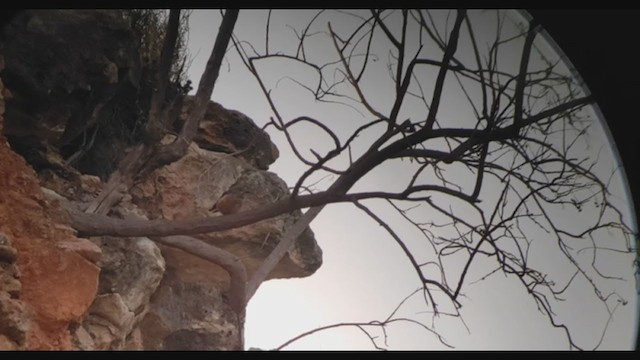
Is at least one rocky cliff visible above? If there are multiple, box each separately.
[0,10,322,350]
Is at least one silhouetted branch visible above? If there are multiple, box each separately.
[65,9,635,350]
[276,288,453,350]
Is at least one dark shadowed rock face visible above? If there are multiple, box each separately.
[1,10,144,179]
[1,10,277,181]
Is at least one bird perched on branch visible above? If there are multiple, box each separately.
[211,193,242,215]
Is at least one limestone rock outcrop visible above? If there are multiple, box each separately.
[129,142,322,280]
[76,236,166,349]
[0,10,323,350]
[178,96,280,170]
[124,136,322,350]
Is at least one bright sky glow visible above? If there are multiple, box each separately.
[186,9,638,350]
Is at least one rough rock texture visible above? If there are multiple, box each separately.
[178,97,280,170]
[0,10,146,180]
[75,236,166,349]
[129,143,322,280]
[82,293,136,350]
[139,269,242,350]
[0,233,27,349]
[93,237,165,314]
[0,10,323,350]
[127,134,321,350]
[20,219,169,350]
[56,238,103,265]
[0,57,100,350]
[2,10,130,142]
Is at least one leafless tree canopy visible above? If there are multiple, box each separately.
[231,9,635,349]
[61,9,636,350]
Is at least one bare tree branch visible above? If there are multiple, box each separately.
[64,9,634,350]
[245,206,324,303]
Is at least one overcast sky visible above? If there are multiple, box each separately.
[185,9,638,350]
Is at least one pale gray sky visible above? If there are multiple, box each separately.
[186,9,638,350]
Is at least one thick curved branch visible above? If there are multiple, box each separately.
[245,206,324,303]
[67,189,456,238]
[151,235,247,314]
